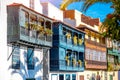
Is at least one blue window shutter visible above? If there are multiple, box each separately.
[27,47,34,69]
[12,46,20,69]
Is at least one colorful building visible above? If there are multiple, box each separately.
[107,39,120,80]
[50,21,85,80]
[63,10,107,80]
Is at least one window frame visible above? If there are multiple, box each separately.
[27,47,34,70]
[12,45,20,69]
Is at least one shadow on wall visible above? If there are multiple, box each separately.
[8,51,43,80]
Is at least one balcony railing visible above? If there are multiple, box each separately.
[86,60,107,66]
[86,39,106,48]
[59,35,84,49]
[108,48,119,56]
[60,35,67,43]
[20,27,52,46]
[50,60,84,71]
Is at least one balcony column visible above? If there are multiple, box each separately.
[44,20,47,42]
[43,48,50,80]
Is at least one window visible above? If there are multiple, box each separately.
[30,0,34,9]
[27,47,34,69]
[26,78,35,80]
[12,46,20,69]
[51,74,57,80]
[66,74,70,80]
[72,74,76,80]
[59,74,64,80]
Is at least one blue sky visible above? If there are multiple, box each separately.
[41,0,114,22]
[67,2,114,22]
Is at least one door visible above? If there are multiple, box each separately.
[110,75,113,80]
[79,75,84,80]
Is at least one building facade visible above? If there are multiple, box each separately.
[63,10,107,80]
[50,21,85,80]
[0,0,53,79]
[107,39,120,80]
[41,2,63,21]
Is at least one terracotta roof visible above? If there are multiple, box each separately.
[81,14,100,26]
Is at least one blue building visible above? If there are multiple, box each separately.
[50,21,85,80]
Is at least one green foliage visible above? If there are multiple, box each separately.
[100,0,120,41]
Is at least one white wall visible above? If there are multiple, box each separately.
[7,46,43,80]
[0,0,8,80]
[41,2,63,21]
[7,0,42,13]
[63,18,76,27]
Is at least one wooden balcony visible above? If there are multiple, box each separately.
[59,35,84,52]
[85,39,106,52]
[7,4,53,47]
[86,39,106,48]
[50,60,84,71]
[85,60,107,70]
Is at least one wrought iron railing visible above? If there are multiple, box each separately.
[50,60,84,68]
[59,35,84,47]
[60,35,67,43]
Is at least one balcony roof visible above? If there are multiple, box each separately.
[77,24,100,35]
[7,3,54,21]
[53,20,86,34]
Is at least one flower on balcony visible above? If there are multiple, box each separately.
[37,25,44,34]
[85,61,87,67]
[72,58,76,67]
[66,32,71,39]
[65,56,69,66]
[79,38,83,45]
[108,62,114,71]
[73,35,77,45]
[44,28,53,36]
[25,22,28,29]
[29,22,37,30]
[78,60,82,67]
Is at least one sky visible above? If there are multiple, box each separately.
[41,0,114,22]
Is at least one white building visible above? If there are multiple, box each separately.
[0,0,53,80]
[41,2,63,21]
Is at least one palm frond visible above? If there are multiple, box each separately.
[60,0,79,10]
[81,0,111,11]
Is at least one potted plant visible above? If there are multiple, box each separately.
[44,28,53,36]
[25,22,28,29]
[66,32,71,39]
[73,35,77,45]
[85,61,87,67]
[65,56,69,66]
[72,58,76,67]
[79,38,83,45]
[37,25,44,34]
[78,60,82,67]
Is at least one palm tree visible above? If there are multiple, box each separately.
[60,0,120,41]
